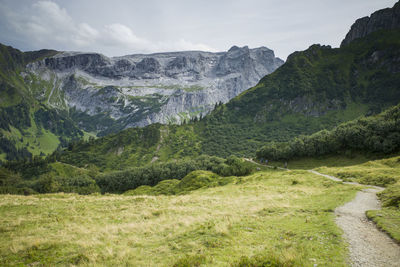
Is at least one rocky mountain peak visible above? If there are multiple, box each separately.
[27,45,284,134]
[341,1,400,46]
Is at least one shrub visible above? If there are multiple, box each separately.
[378,182,400,208]
[0,186,37,195]
[256,104,400,161]
[124,171,235,196]
[97,155,253,193]
[33,175,100,194]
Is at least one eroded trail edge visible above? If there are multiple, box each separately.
[309,170,400,267]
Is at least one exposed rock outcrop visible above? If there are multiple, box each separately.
[341,1,400,46]
[27,46,283,134]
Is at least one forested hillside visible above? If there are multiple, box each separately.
[53,28,400,170]
[199,29,400,156]
[0,44,84,161]
[256,103,400,161]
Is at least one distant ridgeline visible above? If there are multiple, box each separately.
[1,1,400,167]
[0,43,283,161]
[0,44,84,162]
[53,26,400,171]
[1,2,400,195]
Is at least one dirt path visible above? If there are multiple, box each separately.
[309,170,400,267]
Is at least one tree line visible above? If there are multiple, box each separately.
[256,104,400,161]
[0,154,254,195]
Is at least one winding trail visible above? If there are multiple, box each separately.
[245,159,400,265]
[309,170,400,267]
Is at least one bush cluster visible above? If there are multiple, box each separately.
[96,155,253,193]
[1,155,253,195]
[257,104,400,161]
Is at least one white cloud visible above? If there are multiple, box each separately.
[33,1,74,30]
[73,23,99,46]
[160,39,217,52]
[102,23,149,48]
[2,0,395,59]
[0,0,217,55]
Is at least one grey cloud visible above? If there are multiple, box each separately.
[0,0,216,55]
[0,0,397,59]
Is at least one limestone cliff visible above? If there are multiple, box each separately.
[27,46,283,135]
[341,1,400,46]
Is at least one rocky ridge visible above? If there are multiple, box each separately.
[341,1,400,46]
[27,46,283,134]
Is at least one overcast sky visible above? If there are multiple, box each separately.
[0,0,397,59]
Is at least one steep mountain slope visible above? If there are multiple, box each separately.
[2,1,399,164]
[27,46,283,136]
[0,44,84,161]
[256,102,400,161]
[55,25,400,170]
[341,1,400,46]
[200,28,400,156]
[0,44,282,160]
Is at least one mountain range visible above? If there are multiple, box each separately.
[0,44,282,160]
[1,3,400,266]
[0,1,400,166]
[40,1,399,172]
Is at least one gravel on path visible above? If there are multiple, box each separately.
[309,170,400,267]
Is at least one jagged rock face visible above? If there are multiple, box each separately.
[341,1,400,46]
[27,46,283,134]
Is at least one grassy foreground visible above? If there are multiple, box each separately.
[0,169,358,266]
[366,209,400,242]
[313,156,400,243]
[314,156,400,187]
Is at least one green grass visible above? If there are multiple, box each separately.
[366,208,400,243]
[46,162,90,178]
[366,181,400,243]
[124,170,236,196]
[0,169,358,266]
[264,153,376,170]
[82,131,97,141]
[314,156,400,187]
[3,121,60,157]
[310,155,400,244]
[34,130,60,154]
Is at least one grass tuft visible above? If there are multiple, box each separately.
[0,169,358,266]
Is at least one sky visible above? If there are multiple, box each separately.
[0,0,397,60]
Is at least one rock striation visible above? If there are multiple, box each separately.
[27,46,283,134]
[341,1,400,46]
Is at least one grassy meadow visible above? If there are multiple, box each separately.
[0,168,359,266]
[314,156,400,187]
[314,156,400,243]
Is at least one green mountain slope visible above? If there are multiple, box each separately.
[55,29,400,170]
[1,4,399,164]
[256,102,400,161]
[199,29,400,157]
[0,44,85,161]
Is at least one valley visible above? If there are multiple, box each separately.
[1,155,399,266]
[0,1,400,266]
[0,165,360,266]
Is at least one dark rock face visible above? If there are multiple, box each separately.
[341,1,400,46]
[39,46,284,82]
[44,53,109,73]
[135,58,161,74]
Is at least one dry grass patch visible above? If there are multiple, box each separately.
[0,169,357,266]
